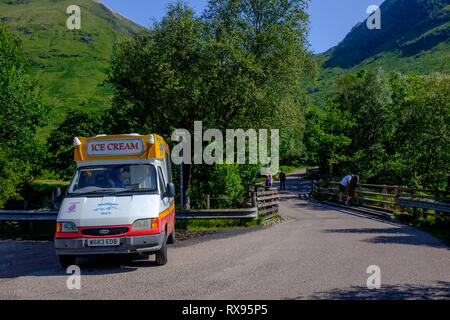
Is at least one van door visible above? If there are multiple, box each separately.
[157,166,171,231]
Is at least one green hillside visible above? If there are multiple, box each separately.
[0,0,146,135]
[1,0,448,130]
[308,0,450,105]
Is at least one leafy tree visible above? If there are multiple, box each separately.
[203,0,316,129]
[333,69,393,179]
[304,68,449,190]
[105,3,208,209]
[0,24,49,207]
[304,100,355,176]
[105,0,315,208]
[46,109,105,179]
[386,72,449,188]
[208,164,245,208]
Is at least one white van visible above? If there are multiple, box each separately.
[54,134,175,267]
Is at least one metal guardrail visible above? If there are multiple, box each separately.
[397,198,450,213]
[176,208,258,220]
[0,208,259,222]
[0,210,58,221]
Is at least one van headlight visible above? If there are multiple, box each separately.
[132,219,152,230]
[57,222,77,233]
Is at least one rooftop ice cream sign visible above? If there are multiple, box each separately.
[86,138,145,157]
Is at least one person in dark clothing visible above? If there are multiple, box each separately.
[110,166,129,188]
[345,172,361,206]
[279,170,287,190]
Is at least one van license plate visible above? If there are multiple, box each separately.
[87,238,120,247]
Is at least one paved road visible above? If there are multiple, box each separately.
[1,170,449,299]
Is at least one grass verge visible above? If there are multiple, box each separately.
[175,217,263,231]
[0,221,56,241]
[393,212,450,245]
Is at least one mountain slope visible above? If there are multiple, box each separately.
[309,0,450,105]
[0,0,146,133]
[324,0,449,69]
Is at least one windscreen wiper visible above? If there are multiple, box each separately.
[68,189,122,197]
[108,188,157,196]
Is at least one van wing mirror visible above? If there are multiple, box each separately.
[51,187,63,209]
[164,183,175,198]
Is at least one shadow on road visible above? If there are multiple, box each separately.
[277,172,449,250]
[290,281,450,300]
[0,240,163,279]
[274,171,312,198]
[321,226,449,250]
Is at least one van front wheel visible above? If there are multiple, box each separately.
[155,233,168,265]
[167,225,175,244]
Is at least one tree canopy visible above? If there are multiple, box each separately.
[48,0,315,208]
[304,68,450,189]
[0,24,49,207]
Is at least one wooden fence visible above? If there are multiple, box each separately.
[201,183,280,219]
[249,184,279,218]
[313,179,450,220]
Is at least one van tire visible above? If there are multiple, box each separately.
[155,232,168,265]
[58,255,77,268]
[167,225,175,244]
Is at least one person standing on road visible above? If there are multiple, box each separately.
[279,170,287,190]
[345,172,361,206]
[269,174,273,187]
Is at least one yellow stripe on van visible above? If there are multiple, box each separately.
[159,203,175,219]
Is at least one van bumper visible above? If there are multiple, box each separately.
[54,233,165,256]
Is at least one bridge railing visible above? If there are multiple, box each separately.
[250,185,279,218]
[312,180,450,220]
[195,184,279,219]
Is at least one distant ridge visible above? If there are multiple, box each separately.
[323,0,450,69]
[91,0,148,29]
[307,0,450,106]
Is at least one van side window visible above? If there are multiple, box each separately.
[158,167,167,194]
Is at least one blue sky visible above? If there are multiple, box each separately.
[102,0,385,53]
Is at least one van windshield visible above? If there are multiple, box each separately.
[67,164,158,195]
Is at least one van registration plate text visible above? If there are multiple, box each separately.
[87,238,120,247]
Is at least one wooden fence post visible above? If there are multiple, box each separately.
[357,185,362,206]
[393,187,400,212]
[328,182,332,201]
[382,186,389,210]
[435,189,442,217]
[320,181,325,202]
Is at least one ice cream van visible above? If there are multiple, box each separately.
[54,133,175,267]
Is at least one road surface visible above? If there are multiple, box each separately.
[1,169,449,299]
